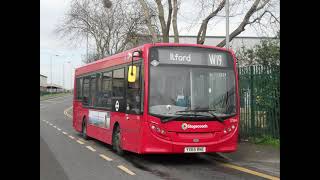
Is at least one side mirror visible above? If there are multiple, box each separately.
[128,65,137,83]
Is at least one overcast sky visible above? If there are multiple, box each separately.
[40,0,278,90]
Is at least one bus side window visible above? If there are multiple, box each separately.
[82,77,90,106]
[89,75,96,107]
[96,71,112,109]
[76,78,83,100]
[112,68,125,112]
[126,65,141,114]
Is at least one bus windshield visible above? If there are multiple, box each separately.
[149,47,236,118]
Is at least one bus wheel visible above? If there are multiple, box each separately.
[82,118,89,140]
[112,125,124,155]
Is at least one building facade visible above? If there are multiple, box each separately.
[132,35,277,53]
[40,74,47,92]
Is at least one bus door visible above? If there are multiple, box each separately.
[124,64,143,152]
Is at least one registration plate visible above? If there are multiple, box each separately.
[184,147,206,153]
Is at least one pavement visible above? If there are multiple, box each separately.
[41,94,280,180]
[219,142,280,177]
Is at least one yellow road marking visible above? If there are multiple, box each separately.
[117,165,136,175]
[62,131,68,135]
[99,154,113,161]
[219,162,279,180]
[77,140,84,144]
[63,106,73,119]
[57,128,61,131]
[78,138,86,142]
[86,146,96,152]
[68,135,75,139]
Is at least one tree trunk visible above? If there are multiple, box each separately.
[137,0,158,43]
[172,0,179,43]
[166,0,173,42]
[155,0,169,42]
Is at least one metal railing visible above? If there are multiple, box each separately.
[238,65,280,139]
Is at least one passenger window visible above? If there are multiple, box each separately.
[76,78,83,100]
[96,71,112,109]
[112,68,125,98]
[82,77,90,106]
[89,75,96,106]
[112,68,125,112]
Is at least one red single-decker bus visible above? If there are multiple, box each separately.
[73,43,240,154]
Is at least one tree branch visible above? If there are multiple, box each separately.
[196,0,226,44]
[217,0,271,47]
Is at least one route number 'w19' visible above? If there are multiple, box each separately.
[209,54,222,66]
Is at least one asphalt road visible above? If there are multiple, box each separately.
[40,95,271,180]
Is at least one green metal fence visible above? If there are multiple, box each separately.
[238,65,280,139]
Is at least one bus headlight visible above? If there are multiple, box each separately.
[149,123,169,139]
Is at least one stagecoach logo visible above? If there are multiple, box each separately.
[181,123,188,130]
[181,123,208,130]
[115,100,119,111]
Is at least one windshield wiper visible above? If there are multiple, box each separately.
[161,115,185,123]
[176,109,224,123]
[161,112,210,123]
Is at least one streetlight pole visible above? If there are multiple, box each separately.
[50,54,59,94]
[226,0,230,49]
[62,61,71,92]
[68,62,73,92]
[62,63,64,91]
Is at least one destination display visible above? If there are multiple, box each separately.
[150,47,233,68]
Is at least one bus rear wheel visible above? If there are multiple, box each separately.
[112,125,124,155]
[82,118,89,140]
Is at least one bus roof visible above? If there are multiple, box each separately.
[75,43,233,76]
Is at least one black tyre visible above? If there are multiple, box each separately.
[112,125,124,155]
[82,118,89,140]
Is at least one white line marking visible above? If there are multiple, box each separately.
[86,146,96,152]
[62,131,68,135]
[53,126,57,128]
[77,140,84,144]
[117,165,136,175]
[68,135,75,139]
[78,138,86,142]
[49,123,53,126]
[99,154,113,161]
[57,128,61,131]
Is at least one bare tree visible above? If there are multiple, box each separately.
[102,0,112,8]
[216,0,272,47]
[196,0,226,44]
[137,0,158,42]
[138,0,180,43]
[82,51,101,64]
[172,0,179,43]
[56,0,148,62]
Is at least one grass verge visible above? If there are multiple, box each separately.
[249,136,280,148]
[40,92,71,101]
